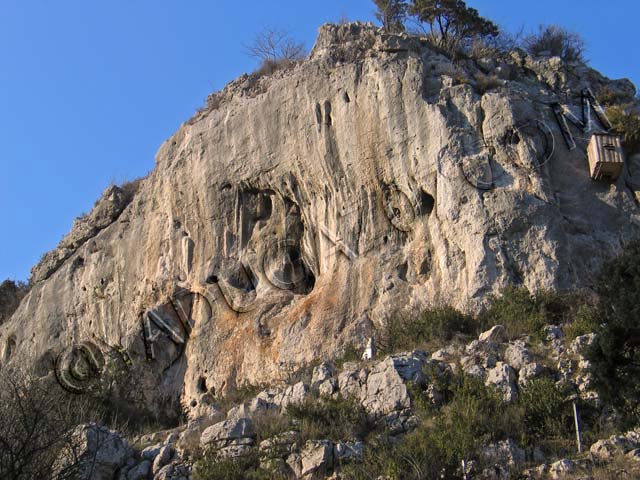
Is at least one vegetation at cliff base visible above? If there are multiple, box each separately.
[587,239,640,424]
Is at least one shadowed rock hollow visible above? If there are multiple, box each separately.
[2,23,639,418]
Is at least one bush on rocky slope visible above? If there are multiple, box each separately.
[478,288,583,342]
[588,239,640,426]
[0,371,94,480]
[341,373,584,479]
[285,396,374,443]
[524,25,586,63]
[193,452,274,480]
[409,0,499,56]
[607,105,640,155]
[380,306,474,355]
[380,286,590,355]
[0,279,29,326]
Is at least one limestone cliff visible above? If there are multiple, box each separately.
[2,23,639,418]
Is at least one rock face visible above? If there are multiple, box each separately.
[1,22,639,416]
[56,424,133,480]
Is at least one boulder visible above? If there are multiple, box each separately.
[333,441,364,463]
[381,409,418,434]
[477,57,497,73]
[152,445,175,475]
[259,431,299,459]
[494,64,513,81]
[544,325,563,342]
[431,345,459,362]
[312,361,337,396]
[126,460,151,480]
[226,403,250,420]
[576,372,593,393]
[548,459,577,479]
[200,417,256,448]
[570,333,597,354]
[312,361,335,385]
[625,429,640,445]
[480,439,525,466]
[627,448,640,461]
[518,362,543,386]
[153,462,191,480]
[176,416,219,453]
[337,364,369,400]
[286,453,303,478]
[56,424,133,480]
[318,379,337,396]
[280,382,310,409]
[461,356,486,378]
[217,444,254,459]
[362,353,426,415]
[590,439,618,460]
[141,444,163,461]
[479,325,506,343]
[485,362,518,402]
[504,341,532,370]
[557,358,573,381]
[301,440,334,478]
[388,351,429,382]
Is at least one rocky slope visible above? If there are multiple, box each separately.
[64,324,640,479]
[1,22,639,422]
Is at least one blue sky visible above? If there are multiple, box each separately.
[1,0,638,282]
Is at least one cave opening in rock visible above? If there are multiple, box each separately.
[418,189,435,216]
[197,376,208,393]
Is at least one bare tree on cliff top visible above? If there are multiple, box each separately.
[246,28,306,65]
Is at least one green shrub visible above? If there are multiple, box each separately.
[343,369,592,479]
[339,433,401,479]
[409,0,499,57]
[193,451,275,480]
[607,105,640,154]
[335,343,361,369]
[343,374,509,479]
[217,383,268,413]
[480,287,544,340]
[597,87,637,107]
[0,279,29,325]
[285,396,373,442]
[429,375,507,466]
[380,306,474,355]
[479,287,576,341]
[518,378,572,447]
[374,0,407,33]
[252,409,292,442]
[409,360,456,415]
[588,240,640,425]
[564,304,599,341]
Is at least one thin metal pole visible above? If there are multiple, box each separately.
[573,401,582,454]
